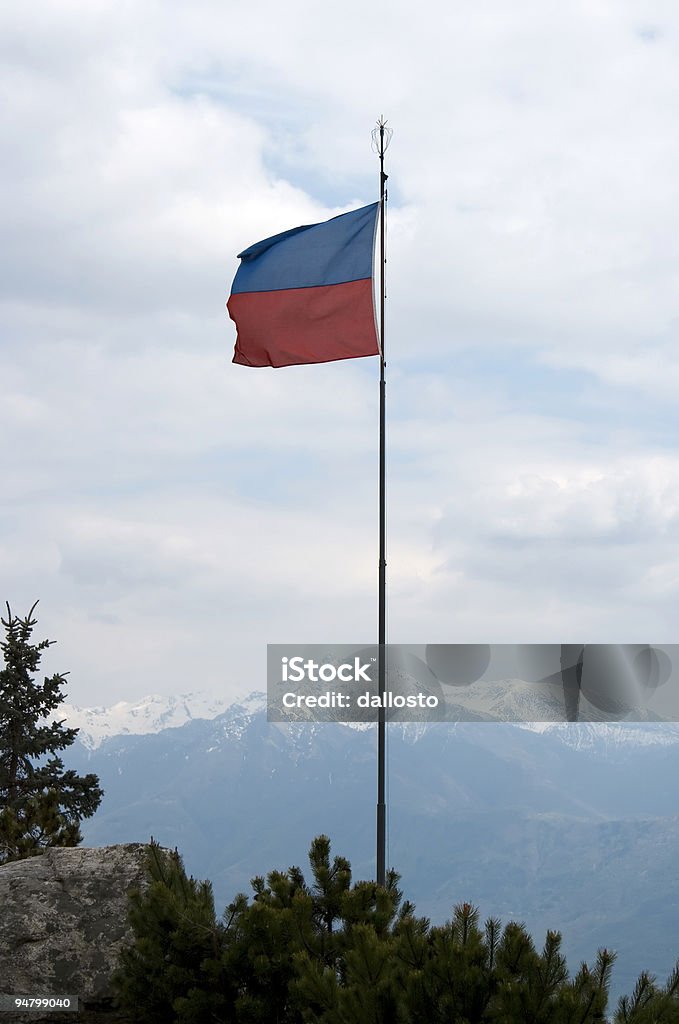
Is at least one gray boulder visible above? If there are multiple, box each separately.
[0,844,150,1022]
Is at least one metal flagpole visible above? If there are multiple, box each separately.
[372,116,391,888]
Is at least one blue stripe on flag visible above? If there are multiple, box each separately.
[230,202,379,294]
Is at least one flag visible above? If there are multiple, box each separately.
[227,202,380,368]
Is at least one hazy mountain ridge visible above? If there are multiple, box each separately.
[62,687,679,751]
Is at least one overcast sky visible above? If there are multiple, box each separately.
[2,0,679,708]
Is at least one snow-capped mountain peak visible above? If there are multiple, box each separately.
[60,690,266,749]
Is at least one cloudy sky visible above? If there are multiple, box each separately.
[2,0,679,708]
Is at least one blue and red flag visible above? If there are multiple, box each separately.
[227,203,380,368]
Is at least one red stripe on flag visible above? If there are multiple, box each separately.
[228,278,379,368]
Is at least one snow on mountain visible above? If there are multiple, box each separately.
[58,681,679,753]
[517,720,679,749]
[440,676,570,722]
[419,676,679,749]
[61,690,267,749]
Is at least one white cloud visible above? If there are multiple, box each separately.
[2,0,679,704]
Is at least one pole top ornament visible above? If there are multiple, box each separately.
[371,116,393,157]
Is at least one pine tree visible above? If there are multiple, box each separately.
[113,834,679,1024]
[112,841,226,1024]
[614,961,679,1023]
[0,602,103,864]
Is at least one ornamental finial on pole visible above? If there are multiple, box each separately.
[371,115,393,158]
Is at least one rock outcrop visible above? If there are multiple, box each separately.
[0,844,150,1022]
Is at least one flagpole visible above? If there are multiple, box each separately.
[373,116,391,888]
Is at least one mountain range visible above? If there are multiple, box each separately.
[62,691,679,1008]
